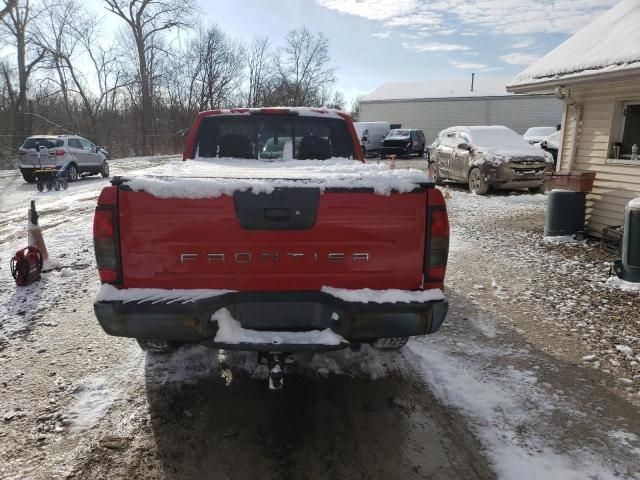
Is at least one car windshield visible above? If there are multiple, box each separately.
[194,114,354,161]
[468,127,533,149]
[22,138,61,149]
[388,129,410,137]
[524,127,556,137]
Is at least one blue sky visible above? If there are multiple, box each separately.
[200,0,618,105]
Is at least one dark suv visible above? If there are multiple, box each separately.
[381,129,426,158]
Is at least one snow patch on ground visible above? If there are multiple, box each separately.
[65,346,144,432]
[543,235,587,244]
[606,276,640,293]
[321,286,444,303]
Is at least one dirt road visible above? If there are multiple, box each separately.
[1,159,640,480]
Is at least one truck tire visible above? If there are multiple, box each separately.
[372,337,409,350]
[468,167,489,195]
[136,339,179,354]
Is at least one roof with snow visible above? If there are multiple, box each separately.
[508,0,640,91]
[361,77,513,102]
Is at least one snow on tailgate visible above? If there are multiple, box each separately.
[122,158,429,198]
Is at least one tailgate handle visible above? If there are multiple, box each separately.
[264,208,290,221]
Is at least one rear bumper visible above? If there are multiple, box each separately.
[94,290,448,351]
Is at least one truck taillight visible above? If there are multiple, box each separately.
[94,187,120,284]
[424,188,449,290]
[52,149,65,156]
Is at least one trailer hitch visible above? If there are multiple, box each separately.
[259,352,293,390]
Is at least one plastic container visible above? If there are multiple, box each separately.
[544,171,596,192]
[544,190,586,237]
[613,199,640,283]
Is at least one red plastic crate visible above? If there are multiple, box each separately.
[545,171,596,192]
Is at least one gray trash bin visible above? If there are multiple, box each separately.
[614,199,640,283]
[544,190,586,237]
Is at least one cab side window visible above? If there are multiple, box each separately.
[458,132,471,146]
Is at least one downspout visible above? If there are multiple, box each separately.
[554,87,582,171]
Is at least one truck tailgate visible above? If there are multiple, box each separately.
[117,187,427,291]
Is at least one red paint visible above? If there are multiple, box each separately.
[117,190,427,291]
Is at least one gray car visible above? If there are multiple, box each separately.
[18,135,109,183]
[428,126,555,195]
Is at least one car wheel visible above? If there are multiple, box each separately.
[22,172,36,183]
[100,161,110,178]
[67,164,79,182]
[136,338,180,354]
[468,167,489,195]
[428,162,443,186]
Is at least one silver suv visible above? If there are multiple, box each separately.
[18,135,109,183]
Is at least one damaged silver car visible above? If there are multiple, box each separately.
[428,126,555,195]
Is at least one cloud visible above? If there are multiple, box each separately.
[498,52,541,65]
[372,32,390,38]
[316,0,618,35]
[449,60,503,72]
[402,42,470,52]
[509,39,534,49]
[449,60,487,69]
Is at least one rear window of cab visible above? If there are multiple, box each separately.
[194,115,355,161]
[22,138,64,149]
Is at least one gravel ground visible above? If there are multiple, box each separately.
[443,185,640,404]
[1,158,640,479]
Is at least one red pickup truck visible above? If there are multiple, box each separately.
[93,108,449,386]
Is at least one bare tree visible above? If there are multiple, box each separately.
[245,35,272,107]
[275,26,335,107]
[1,0,45,141]
[104,0,196,155]
[0,0,17,22]
[35,0,127,137]
[349,94,363,121]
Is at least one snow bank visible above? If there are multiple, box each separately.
[606,276,640,293]
[96,284,233,304]
[123,158,429,198]
[321,286,444,303]
[212,308,345,346]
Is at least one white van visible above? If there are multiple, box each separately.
[354,121,390,156]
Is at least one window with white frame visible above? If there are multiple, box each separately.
[617,101,640,159]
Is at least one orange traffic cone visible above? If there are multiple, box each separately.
[27,200,49,262]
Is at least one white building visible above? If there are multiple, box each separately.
[359,76,563,143]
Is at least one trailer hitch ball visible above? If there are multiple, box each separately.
[267,353,284,390]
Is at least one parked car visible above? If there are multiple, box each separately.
[354,121,390,156]
[92,108,450,388]
[18,135,109,183]
[523,126,557,144]
[535,130,562,166]
[428,125,555,195]
[381,129,426,157]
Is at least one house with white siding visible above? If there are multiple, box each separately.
[507,0,640,237]
[359,76,563,144]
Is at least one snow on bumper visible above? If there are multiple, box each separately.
[93,286,448,351]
